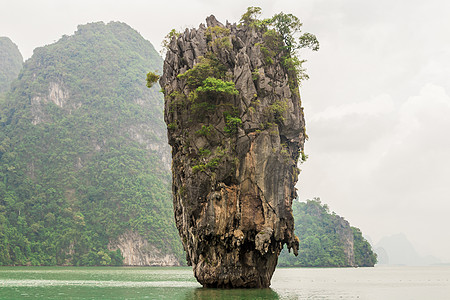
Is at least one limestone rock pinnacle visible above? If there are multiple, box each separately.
[160,14,306,288]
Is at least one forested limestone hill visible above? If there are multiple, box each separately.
[0,22,183,266]
[0,37,23,94]
[278,199,377,267]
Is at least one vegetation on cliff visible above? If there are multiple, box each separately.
[0,22,183,266]
[278,199,377,267]
[0,37,23,94]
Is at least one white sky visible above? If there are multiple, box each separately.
[2,0,450,262]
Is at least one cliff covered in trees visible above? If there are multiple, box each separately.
[159,8,318,287]
[0,22,183,266]
[278,199,377,267]
[0,37,23,94]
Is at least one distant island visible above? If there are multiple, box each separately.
[374,233,441,266]
[278,198,377,267]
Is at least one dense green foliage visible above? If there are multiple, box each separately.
[352,227,378,267]
[196,77,238,96]
[278,199,377,267]
[146,71,160,88]
[0,37,23,94]
[177,54,228,89]
[0,22,183,266]
[239,7,319,53]
[239,7,319,91]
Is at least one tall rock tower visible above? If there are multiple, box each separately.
[161,12,312,287]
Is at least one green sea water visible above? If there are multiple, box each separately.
[0,266,449,299]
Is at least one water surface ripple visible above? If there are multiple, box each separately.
[0,266,449,299]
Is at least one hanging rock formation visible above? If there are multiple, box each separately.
[160,15,306,288]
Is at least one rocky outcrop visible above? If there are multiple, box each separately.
[304,202,356,266]
[160,15,306,288]
[108,231,180,266]
[333,216,356,266]
[30,81,73,125]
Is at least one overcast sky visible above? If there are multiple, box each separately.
[2,0,450,262]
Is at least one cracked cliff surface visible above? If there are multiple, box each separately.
[160,15,306,288]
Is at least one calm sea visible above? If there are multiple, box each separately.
[0,266,449,299]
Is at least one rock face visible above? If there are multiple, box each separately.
[333,215,356,266]
[303,202,356,267]
[160,15,306,287]
[108,231,180,266]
